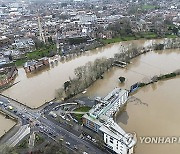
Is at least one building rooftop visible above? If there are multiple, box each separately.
[89,88,127,119]
[99,119,136,149]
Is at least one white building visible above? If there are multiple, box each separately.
[83,88,136,154]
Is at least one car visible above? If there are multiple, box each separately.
[73,119,78,123]
[40,130,43,133]
[92,138,96,143]
[0,101,3,105]
[74,146,78,150]
[66,118,70,122]
[87,135,91,139]
[65,142,70,146]
[53,134,56,138]
[7,105,13,110]
[61,115,65,120]
[59,138,64,141]
[54,107,59,111]
[35,123,40,126]
[49,102,54,105]
[13,110,17,113]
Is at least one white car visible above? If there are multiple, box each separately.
[87,135,91,139]
[65,142,70,146]
[66,118,70,122]
[92,138,96,143]
[61,115,65,120]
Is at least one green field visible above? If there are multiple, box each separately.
[101,32,178,45]
[74,106,91,123]
[15,44,56,67]
[27,44,56,60]
[15,59,27,67]
[142,5,156,10]
[101,36,137,44]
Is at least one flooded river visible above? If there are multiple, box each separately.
[1,38,180,154]
[2,39,158,108]
[84,48,180,154]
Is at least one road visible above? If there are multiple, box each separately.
[0,95,107,154]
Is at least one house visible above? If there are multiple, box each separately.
[23,57,49,73]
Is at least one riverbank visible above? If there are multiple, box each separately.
[56,37,180,101]
[82,48,180,154]
[116,75,180,154]
[14,34,178,68]
[2,38,180,108]
[14,44,56,67]
[99,33,177,45]
[137,70,180,90]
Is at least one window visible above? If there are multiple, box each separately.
[110,137,113,144]
[105,134,108,143]
[105,137,108,143]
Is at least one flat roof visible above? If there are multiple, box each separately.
[88,88,128,119]
[99,119,136,148]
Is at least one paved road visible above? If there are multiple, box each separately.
[7,124,30,147]
[0,95,107,154]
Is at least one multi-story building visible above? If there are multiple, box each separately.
[83,88,136,154]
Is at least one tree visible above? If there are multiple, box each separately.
[61,3,67,7]
[64,81,71,91]
[154,44,164,50]
[172,27,178,35]
[103,6,107,10]
[0,146,18,154]
[34,39,44,49]
[119,76,125,83]
[9,55,13,61]
[48,36,53,43]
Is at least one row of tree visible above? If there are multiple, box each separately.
[56,38,180,100]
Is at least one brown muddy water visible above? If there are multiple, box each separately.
[2,39,159,108]
[0,114,16,137]
[1,39,180,154]
[84,48,180,154]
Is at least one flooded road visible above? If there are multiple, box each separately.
[0,114,16,137]
[2,39,158,108]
